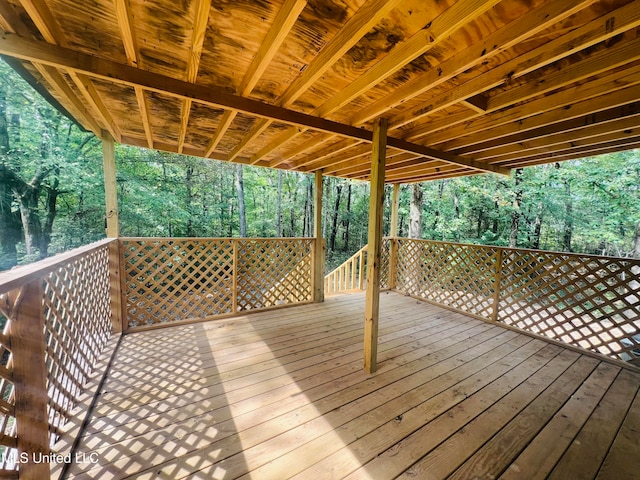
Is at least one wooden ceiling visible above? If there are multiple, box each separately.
[0,0,639,182]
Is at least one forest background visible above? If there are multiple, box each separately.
[1,59,639,273]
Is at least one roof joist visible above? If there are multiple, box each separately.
[0,32,508,176]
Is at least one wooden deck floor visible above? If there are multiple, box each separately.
[62,292,640,480]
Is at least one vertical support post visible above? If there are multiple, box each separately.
[491,248,504,322]
[364,118,388,374]
[108,239,123,333]
[313,171,324,303]
[12,281,51,480]
[388,183,400,290]
[102,132,119,238]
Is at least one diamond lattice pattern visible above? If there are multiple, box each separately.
[42,245,112,442]
[498,250,640,362]
[0,292,17,471]
[395,239,498,319]
[237,239,313,310]
[123,239,235,327]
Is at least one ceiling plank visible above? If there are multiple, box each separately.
[114,0,153,148]
[391,1,640,130]
[229,0,402,159]
[177,0,211,153]
[348,0,596,126]
[456,101,640,156]
[0,0,101,135]
[424,65,640,147]
[0,32,508,176]
[204,0,307,158]
[258,0,503,167]
[18,0,122,141]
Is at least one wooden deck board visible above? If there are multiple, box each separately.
[58,292,640,480]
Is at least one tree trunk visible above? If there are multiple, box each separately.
[185,163,195,237]
[409,183,423,239]
[276,170,283,237]
[341,182,352,251]
[563,179,573,252]
[453,185,460,242]
[432,179,445,231]
[509,168,523,248]
[532,200,543,250]
[632,221,640,259]
[235,163,247,237]
[330,183,342,251]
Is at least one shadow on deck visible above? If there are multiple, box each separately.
[60,292,640,480]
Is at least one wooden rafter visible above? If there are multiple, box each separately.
[397,0,640,133]
[204,0,307,158]
[114,0,153,148]
[348,0,596,126]
[254,0,503,166]
[229,0,403,160]
[18,0,122,141]
[0,32,509,176]
[177,0,211,153]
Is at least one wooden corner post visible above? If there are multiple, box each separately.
[388,183,400,290]
[313,170,324,303]
[364,118,388,374]
[12,281,51,480]
[102,132,119,238]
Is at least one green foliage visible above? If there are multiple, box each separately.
[1,59,639,274]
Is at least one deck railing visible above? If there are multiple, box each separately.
[0,236,318,478]
[324,239,391,295]
[393,238,640,365]
[0,239,118,479]
[119,237,315,331]
[325,238,640,365]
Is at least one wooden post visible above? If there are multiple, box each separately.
[102,132,119,238]
[491,248,504,322]
[108,239,123,333]
[364,118,388,374]
[313,171,324,303]
[388,183,400,290]
[12,281,51,480]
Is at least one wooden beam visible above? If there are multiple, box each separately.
[364,118,387,374]
[313,171,324,303]
[102,132,119,238]
[387,183,400,290]
[11,281,50,480]
[0,33,506,175]
[390,183,400,237]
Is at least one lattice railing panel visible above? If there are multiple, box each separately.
[380,238,390,290]
[498,250,640,363]
[42,244,112,442]
[0,292,17,473]
[122,239,235,327]
[237,239,313,310]
[395,239,498,319]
